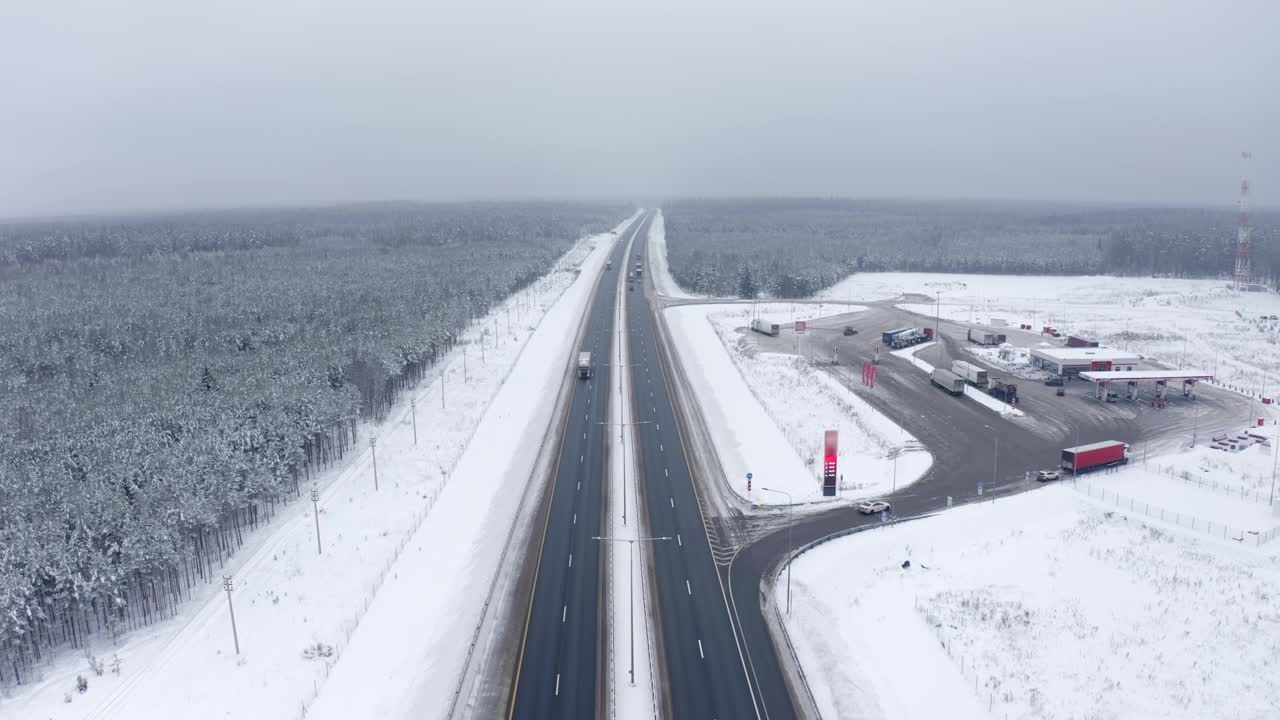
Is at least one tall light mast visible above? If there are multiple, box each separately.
[1233,151,1253,290]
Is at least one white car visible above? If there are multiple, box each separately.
[1035,469,1061,482]
[858,500,891,515]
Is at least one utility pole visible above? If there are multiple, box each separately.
[760,488,794,615]
[369,436,379,491]
[222,576,240,655]
[935,290,943,362]
[593,536,671,686]
[311,487,322,555]
[410,397,418,445]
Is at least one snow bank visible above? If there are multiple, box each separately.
[783,487,1280,720]
[665,303,928,506]
[647,209,700,299]
[0,216,631,720]
[891,342,1024,417]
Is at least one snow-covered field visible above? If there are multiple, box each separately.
[665,303,929,506]
[1,215,634,720]
[783,463,1280,720]
[821,272,1280,393]
[647,209,700,300]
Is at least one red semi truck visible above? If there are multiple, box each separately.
[1060,440,1129,474]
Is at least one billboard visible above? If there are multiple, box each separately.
[823,430,838,496]
[795,320,807,333]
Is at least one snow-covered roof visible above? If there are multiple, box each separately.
[1029,346,1140,363]
[1079,370,1213,382]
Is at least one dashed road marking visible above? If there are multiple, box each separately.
[568,554,573,568]
[677,534,682,546]
[562,605,567,622]
[664,468,668,477]
[686,579,692,595]
[697,639,704,659]
[555,673,561,696]
[573,513,577,525]
[669,497,675,508]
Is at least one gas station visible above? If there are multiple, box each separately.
[1077,369,1215,402]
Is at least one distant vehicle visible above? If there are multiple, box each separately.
[751,319,780,337]
[606,260,613,270]
[577,352,592,379]
[843,326,857,336]
[858,500,891,515]
[1056,387,1066,396]
[634,266,643,277]
[1060,440,1129,473]
[951,360,988,388]
[1043,376,1064,387]
[1035,469,1061,482]
[930,368,966,395]
[1104,391,1120,403]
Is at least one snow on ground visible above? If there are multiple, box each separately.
[891,342,1024,418]
[606,250,661,719]
[0,215,633,720]
[782,484,1280,720]
[665,303,929,506]
[820,271,1280,394]
[647,209,700,299]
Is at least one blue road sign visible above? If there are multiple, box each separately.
[746,472,753,480]
[880,510,887,522]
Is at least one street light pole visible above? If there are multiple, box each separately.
[410,397,417,445]
[760,488,794,614]
[593,535,671,686]
[935,290,943,362]
[984,424,999,489]
[310,486,322,555]
[369,436,379,491]
[222,576,240,655]
[599,418,650,526]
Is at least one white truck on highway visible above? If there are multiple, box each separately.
[930,368,965,395]
[751,319,780,337]
[577,352,592,379]
[951,360,988,388]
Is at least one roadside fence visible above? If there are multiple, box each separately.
[1145,462,1275,506]
[1070,480,1279,547]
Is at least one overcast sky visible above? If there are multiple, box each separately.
[2,0,1276,218]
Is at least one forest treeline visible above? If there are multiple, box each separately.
[0,202,625,683]
[663,198,1280,298]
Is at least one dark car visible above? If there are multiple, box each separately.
[1056,387,1065,396]
[1044,376,1064,387]
[843,326,857,336]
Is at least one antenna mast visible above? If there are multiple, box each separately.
[1233,151,1253,290]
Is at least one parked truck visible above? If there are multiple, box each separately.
[889,327,934,349]
[882,327,912,345]
[930,368,966,395]
[1060,440,1129,473]
[751,319,780,337]
[989,378,1018,403]
[577,352,592,379]
[951,360,989,388]
[966,328,1006,346]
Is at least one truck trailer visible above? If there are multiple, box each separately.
[577,352,592,379]
[1060,440,1129,473]
[882,327,912,345]
[930,368,966,395]
[951,360,989,388]
[889,327,934,349]
[989,378,1018,403]
[966,328,1006,346]
[751,319,780,337]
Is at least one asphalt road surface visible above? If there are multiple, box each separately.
[628,220,760,719]
[506,216,642,720]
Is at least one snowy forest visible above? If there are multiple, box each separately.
[663,198,1280,298]
[0,202,624,684]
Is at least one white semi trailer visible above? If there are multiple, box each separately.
[951,360,989,388]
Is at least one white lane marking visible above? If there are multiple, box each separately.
[573,513,577,525]
[686,579,692,595]
[664,468,668,477]
[698,639,705,659]
[577,481,581,490]
[677,534,682,546]
[555,673,561,695]
[563,605,567,622]
[669,497,674,508]
[653,406,657,413]
[656,424,660,431]
[660,444,664,453]
[583,432,587,440]
[568,554,573,568]
[580,455,583,463]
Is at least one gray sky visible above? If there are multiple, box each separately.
[2,0,1277,218]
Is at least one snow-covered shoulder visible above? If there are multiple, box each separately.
[648,209,702,300]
